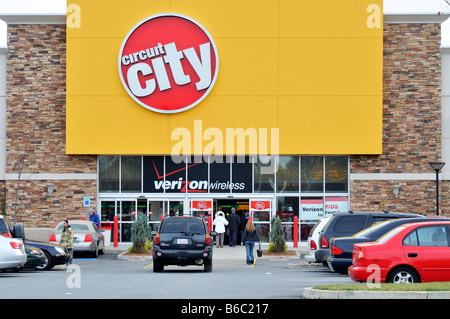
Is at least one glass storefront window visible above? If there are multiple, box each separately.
[148,200,164,221]
[100,155,349,196]
[276,196,299,222]
[325,196,348,216]
[99,156,119,193]
[300,197,324,221]
[254,155,275,193]
[121,156,141,193]
[276,156,299,192]
[301,156,323,193]
[101,201,115,222]
[255,223,270,242]
[325,156,348,193]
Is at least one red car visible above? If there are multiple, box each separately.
[348,221,450,284]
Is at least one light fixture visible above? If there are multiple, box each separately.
[392,185,400,198]
[428,162,445,216]
[429,162,446,171]
[47,184,54,195]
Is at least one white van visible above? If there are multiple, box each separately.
[304,217,331,263]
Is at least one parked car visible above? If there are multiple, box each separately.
[315,211,423,266]
[49,220,105,257]
[328,216,447,273]
[26,240,69,270]
[152,216,216,272]
[349,221,450,283]
[0,234,26,272]
[24,245,46,269]
[304,217,331,263]
[0,215,26,242]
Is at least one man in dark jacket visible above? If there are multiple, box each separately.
[227,207,240,247]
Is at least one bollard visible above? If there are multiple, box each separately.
[207,214,212,233]
[293,216,298,248]
[114,215,118,247]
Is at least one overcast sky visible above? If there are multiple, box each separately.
[0,0,450,46]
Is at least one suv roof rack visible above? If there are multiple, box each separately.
[348,210,354,214]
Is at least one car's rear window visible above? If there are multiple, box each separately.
[333,215,366,233]
[57,224,89,232]
[0,219,10,233]
[160,219,205,234]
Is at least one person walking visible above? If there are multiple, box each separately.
[239,212,249,245]
[242,219,261,265]
[89,210,100,228]
[226,207,240,247]
[59,220,74,265]
[213,211,228,248]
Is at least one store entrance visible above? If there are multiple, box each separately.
[215,199,249,245]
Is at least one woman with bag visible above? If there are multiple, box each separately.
[213,211,228,248]
[242,219,261,265]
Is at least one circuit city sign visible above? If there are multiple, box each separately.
[118,13,219,114]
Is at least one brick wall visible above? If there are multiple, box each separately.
[4,23,447,226]
[6,25,96,227]
[350,23,446,216]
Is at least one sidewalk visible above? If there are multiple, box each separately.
[106,244,307,261]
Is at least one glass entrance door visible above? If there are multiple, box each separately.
[100,200,116,245]
[147,199,166,232]
[119,199,137,242]
[190,199,213,231]
[168,199,184,216]
[249,199,272,242]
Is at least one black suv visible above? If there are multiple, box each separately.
[328,216,449,274]
[315,211,422,266]
[152,217,216,272]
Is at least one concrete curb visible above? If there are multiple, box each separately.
[302,287,450,299]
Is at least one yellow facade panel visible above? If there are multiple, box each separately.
[279,38,382,96]
[210,38,279,96]
[278,96,382,154]
[67,38,125,96]
[67,0,171,39]
[280,0,383,38]
[170,0,279,38]
[66,96,171,154]
[66,0,383,155]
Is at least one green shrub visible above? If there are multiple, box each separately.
[267,216,287,253]
[130,213,151,253]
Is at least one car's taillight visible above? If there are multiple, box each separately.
[154,233,160,244]
[310,239,317,251]
[84,234,93,242]
[49,233,56,242]
[10,242,22,249]
[353,246,365,263]
[331,245,342,256]
[321,236,328,249]
[2,232,11,238]
[205,234,210,245]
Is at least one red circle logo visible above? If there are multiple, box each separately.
[118,13,219,114]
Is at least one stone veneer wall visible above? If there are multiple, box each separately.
[351,23,447,216]
[6,25,96,228]
[3,23,448,226]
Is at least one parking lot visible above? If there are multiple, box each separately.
[0,246,353,300]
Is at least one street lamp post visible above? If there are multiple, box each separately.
[429,162,445,216]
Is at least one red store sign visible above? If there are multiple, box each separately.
[118,13,219,114]
[250,201,271,211]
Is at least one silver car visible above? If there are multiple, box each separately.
[0,235,26,271]
[51,220,105,258]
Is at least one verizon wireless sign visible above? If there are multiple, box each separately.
[118,13,219,114]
